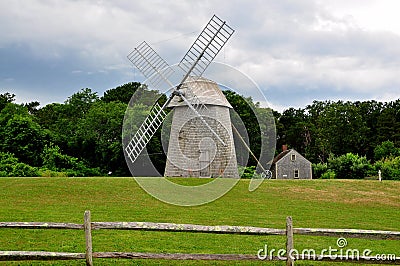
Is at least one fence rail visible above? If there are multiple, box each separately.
[0,210,399,265]
[1,221,399,239]
[0,222,83,230]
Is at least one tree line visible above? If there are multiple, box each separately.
[275,100,400,180]
[0,83,399,179]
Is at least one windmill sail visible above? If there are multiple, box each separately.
[127,41,174,89]
[125,102,167,163]
[179,15,234,79]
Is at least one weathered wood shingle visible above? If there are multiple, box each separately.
[164,77,239,178]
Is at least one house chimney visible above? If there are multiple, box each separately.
[282,145,288,152]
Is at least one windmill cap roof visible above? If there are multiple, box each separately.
[168,76,232,108]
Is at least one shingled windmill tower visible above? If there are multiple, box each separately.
[125,15,239,178]
[165,76,239,178]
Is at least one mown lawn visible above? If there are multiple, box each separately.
[0,177,399,265]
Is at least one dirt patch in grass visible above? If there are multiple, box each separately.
[286,182,400,207]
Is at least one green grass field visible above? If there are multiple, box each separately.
[0,177,399,265]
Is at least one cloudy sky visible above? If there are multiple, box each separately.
[1,0,399,112]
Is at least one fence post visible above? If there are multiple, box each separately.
[286,216,294,266]
[84,210,93,266]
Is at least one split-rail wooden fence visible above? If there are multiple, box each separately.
[0,210,399,265]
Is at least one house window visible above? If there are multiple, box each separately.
[291,154,296,161]
[294,170,299,179]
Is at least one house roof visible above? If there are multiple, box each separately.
[168,76,232,108]
[272,149,311,165]
[272,150,291,164]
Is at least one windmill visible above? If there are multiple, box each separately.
[125,15,271,178]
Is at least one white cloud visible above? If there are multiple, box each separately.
[321,0,400,35]
[0,0,399,110]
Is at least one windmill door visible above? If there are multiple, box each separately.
[199,150,211,177]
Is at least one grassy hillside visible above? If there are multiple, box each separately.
[0,178,399,265]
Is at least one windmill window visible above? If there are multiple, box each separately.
[291,154,296,161]
[294,170,299,179]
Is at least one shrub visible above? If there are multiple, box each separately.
[0,152,39,177]
[238,165,262,179]
[328,153,373,179]
[312,162,328,179]
[321,169,336,179]
[41,144,102,177]
[12,163,39,177]
[375,156,400,181]
[39,169,68,177]
[0,152,17,175]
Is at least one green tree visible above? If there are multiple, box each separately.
[77,101,128,175]
[374,141,400,161]
[1,114,49,166]
[64,88,99,118]
[254,106,276,169]
[0,102,28,126]
[0,92,15,111]
[300,101,371,163]
[38,88,99,158]
[223,90,261,166]
[354,100,384,158]
[278,108,310,155]
[0,103,49,166]
[376,102,400,146]
[101,82,141,104]
[36,103,66,129]
[23,101,40,115]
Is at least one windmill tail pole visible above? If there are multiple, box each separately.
[231,124,267,173]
